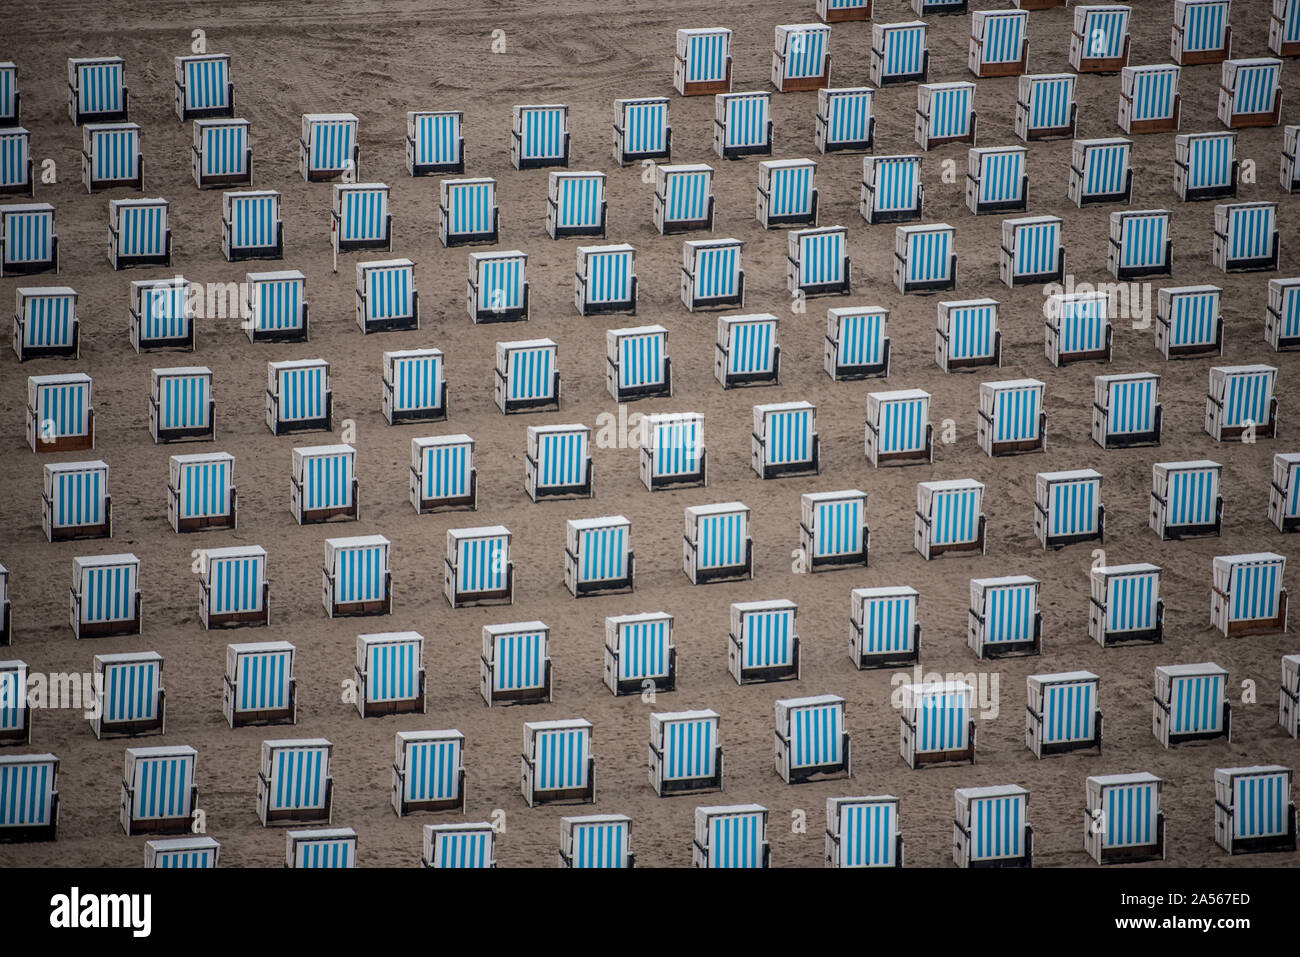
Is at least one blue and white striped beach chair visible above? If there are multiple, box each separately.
[1,202,58,276]
[1283,126,1300,191]
[1071,5,1131,72]
[495,338,560,413]
[481,622,552,705]
[356,258,419,333]
[819,0,871,21]
[954,786,1032,868]
[1015,74,1077,140]
[714,91,772,160]
[870,21,929,86]
[27,372,93,453]
[606,325,670,401]
[291,444,357,525]
[969,575,1043,657]
[266,358,331,435]
[614,97,670,165]
[675,28,733,96]
[1212,552,1288,636]
[757,159,817,228]
[42,460,111,542]
[1151,460,1223,538]
[332,183,391,259]
[653,163,714,234]
[936,299,1000,371]
[1118,65,1181,134]
[1154,663,1229,747]
[257,738,333,825]
[68,57,127,124]
[1000,216,1064,288]
[1068,138,1133,206]
[772,24,832,93]
[1205,364,1278,440]
[547,171,606,239]
[775,695,850,783]
[1175,132,1237,201]
[120,745,197,836]
[467,250,528,323]
[966,147,1026,215]
[1086,773,1165,864]
[816,87,874,153]
[1215,766,1297,855]
[684,502,752,584]
[146,837,220,868]
[970,11,1028,78]
[860,155,923,225]
[979,379,1046,455]
[565,516,634,597]
[1090,563,1164,646]
[914,479,986,559]
[355,632,426,717]
[1173,0,1232,64]
[323,535,391,617]
[129,277,193,353]
[693,805,769,868]
[423,823,496,867]
[650,710,723,795]
[191,118,251,189]
[640,413,706,491]
[169,452,236,533]
[440,178,497,247]
[788,226,850,297]
[512,104,569,170]
[150,366,214,443]
[575,244,637,316]
[681,240,743,312]
[729,599,800,684]
[715,313,779,388]
[0,753,58,842]
[174,53,231,120]
[850,586,918,668]
[1158,284,1223,357]
[69,554,140,639]
[1213,202,1279,272]
[1267,277,1300,350]
[445,526,513,608]
[865,389,933,467]
[1275,0,1300,54]
[393,730,465,815]
[1108,209,1171,279]
[410,435,476,513]
[526,424,593,501]
[223,641,296,727]
[824,307,888,380]
[915,83,976,151]
[826,797,901,867]
[894,223,955,294]
[244,270,307,342]
[604,612,675,694]
[199,545,267,629]
[383,349,444,424]
[0,659,28,741]
[1270,452,1300,531]
[560,815,634,867]
[1045,291,1112,365]
[1026,672,1100,758]
[0,127,31,197]
[900,681,975,767]
[523,718,594,807]
[1093,373,1162,448]
[752,401,819,479]
[299,113,357,182]
[222,190,281,261]
[91,652,164,739]
[406,110,463,176]
[108,197,170,270]
[0,63,18,124]
[287,828,356,868]
[80,122,141,192]
[1034,469,1104,549]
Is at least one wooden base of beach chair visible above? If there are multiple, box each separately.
[1004,249,1065,288]
[720,133,772,161]
[412,472,477,514]
[796,269,852,299]
[678,63,733,97]
[0,160,34,197]
[828,344,890,382]
[990,435,1046,457]
[259,781,333,827]
[74,614,142,640]
[730,638,800,686]
[974,51,1028,79]
[524,757,594,808]
[577,282,637,318]
[298,502,359,526]
[1220,237,1281,273]
[133,329,196,354]
[409,145,464,177]
[1075,35,1129,75]
[919,123,977,151]
[1,235,58,277]
[1215,402,1278,442]
[445,564,514,609]
[616,129,671,167]
[1178,34,1231,67]
[1222,593,1288,637]
[755,454,820,480]
[876,62,930,87]
[485,667,552,707]
[657,198,715,235]
[151,403,215,445]
[822,4,871,22]
[1020,106,1077,140]
[195,156,251,189]
[359,688,426,719]
[527,471,594,503]
[781,737,851,784]
[84,155,144,193]
[775,68,832,95]
[1042,510,1105,551]
[613,359,673,402]
[1104,620,1165,647]
[946,341,1001,372]
[897,257,956,294]
[500,385,561,414]
[610,656,677,696]
[1015,0,1058,8]
[1182,169,1237,202]
[971,184,1028,216]
[251,305,309,343]
[224,227,282,263]
[566,556,634,598]
[853,626,919,670]
[203,592,270,631]
[1156,507,1223,541]
[644,455,707,492]
[761,191,818,229]
[1098,408,1162,450]
[654,753,724,797]
[14,324,80,361]
[362,310,421,338]
[818,117,874,154]
[965,830,1032,869]
[686,545,753,586]
[1221,810,1297,855]
[719,347,780,390]
[1124,100,1181,135]
[1052,334,1112,367]
[172,497,238,534]
[443,212,500,248]
[1164,704,1231,748]
[549,203,606,240]
[224,678,297,728]
[328,587,392,620]
[908,735,977,770]
[112,234,171,271]
[95,706,166,741]
[122,787,197,837]
[0,805,58,843]
[919,518,987,561]
[1036,718,1102,758]
[862,196,922,225]
[978,635,1041,659]
[808,543,869,572]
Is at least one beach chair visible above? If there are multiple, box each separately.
[223,641,296,728]
[575,244,636,316]
[299,113,357,182]
[775,696,850,784]
[978,379,1046,456]
[970,11,1029,78]
[481,622,551,706]
[406,110,463,176]
[108,197,170,270]
[816,87,874,153]
[422,823,496,868]
[614,97,670,165]
[467,250,528,324]
[1026,672,1100,758]
[1045,292,1112,365]
[1214,766,1297,855]
[0,753,57,842]
[495,338,560,414]
[129,278,193,353]
[1270,453,1300,530]
[192,119,251,188]
[1093,373,1162,448]
[1086,774,1165,864]
[392,730,465,815]
[650,710,723,795]
[522,719,595,807]
[915,83,976,151]
[827,797,901,868]
[936,299,999,371]
[80,123,141,192]
[0,63,18,124]
[772,24,832,93]
[322,535,390,618]
[866,389,933,469]
[291,444,357,525]
[560,815,634,868]
[900,681,975,768]
[91,652,164,739]
[199,546,268,629]
[1014,74,1077,140]
[1071,6,1131,73]
[146,837,220,868]
[870,22,929,86]
[1211,553,1288,636]
[800,490,868,572]
[1175,132,1237,201]
[512,104,569,170]
[244,270,307,343]
[1285,128,1300,192]
[27,373,93,453]
[850,587,919,669]
[0,659,27,742]
[715,314,780,389]
[1283,656,1300,737]
[222,191,281,261]
[1268,278,1300,349]
[1154,663,1230,747]
[1108,209,1171,279]
[257,739,333,826]
[681,240,743,313]
[68,57,127,124]
[169,452,236,533]
[1151,461,1223,539]
[445,526,513,608]
[640,413,706,491]
[606,325,670,401]
[954,786,1032,868]
[286,828,356,868]
[729,599,800,684]
[819,0,871,22]
[1068,138,1133,206]
[1035,470,1104,549]
[547,171,606,239]
[174,53,231,120]
[824,307,888,381]
[1090,564,1164,646]
[1158,285,1223,358]
[382,349,445,424]
[757,159,817,228]
[684,503,752,584]
[0,203,58,276]
[752,401,819,479]
[605,612,676,695]
[42,460,111,542]
[355,632,426,717]
[969,576,1042,658]
[1205,364,1278,440]
[120,746,197,836]
[1274,0,1300,54]
[410,435,476,513]
[150,366,214,444]
[894,224,955,294]
[1212,202,1279,272]
[653,164,714,235]
[356,259,419,335]
[526,424,593,501]
[713,92,771,161]
[565,517,634,597]
[861,155,923,224]
[1000,216,1064,288]
[674,28,733,96]
[12,286,77,360]
[967,147,1027,215]
[440,178,497,247]
[1173,0,1232,64]
[1118,65,1181,134]
[788,226,850,298]
[266,359,331,435]
[332,183,391,259]
[693,805,769,868]
[914,479,986,559]
[69,554,141,639]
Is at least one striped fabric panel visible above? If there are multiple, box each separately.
[1185,134,1233,189]
[506,346,555,401]
[518,108,566,161]
[402,739,460,802]
[1229,561,1283,621]
[1012,221,1060,276]
[207,554,264,615]
[948,304,996,360]
[1179,1,1229,53]
[1233,772,1291,838]
[1223,370,1274,426]
[726,321,776,374]
[554,176,603,228]
[616,619,670,680]
[931,488,981,546]
[181,57,229,112]
[1107,572,1158,632]
[1226,205,1275,260]
[1042,681,1095,744]
[19,293,74,349]
[1130,69,1179,121]
[478,256,525,311]
[228,194,277,249]
[906,230,952,284]
[0,130,28,186]
[1169,468,1218,525]
[307,120,354,172]
[663,717,717,780]
[250,278,303,332]
[825,90,872,144]
[569,821,628,868]
[277,366,326,422]
[788,703,842,769]
[698,513,746,570]
[420,442,471,499]
[1103,783,1157,848]
[708,813,765,868]
[916,691,969,751]
[993,385,1042,442]
[979,13,1026,64]
[812,499,863,558]
[781,29,827,79]
[51,467,105,528]
[491,631,546,692]
[836,312,884,367]
[201,124,247,177]
[302,451,352,511]
[664,169,712,222]
[926,87,973,139]
[456,535,509,594]
[583,249,633,304]
[578,526,628,583]
[363,265,412,320]
[1083,142,1129,196]
[81,564,136,624]
[75,62,124,116]
[296,838,352,868]
[435,830,492,867]
[334,543,385,604]
[873,157,920,213]
[414,113,460,166]
[340,188,387,242]
[984,582,1038,643]
[89,127,139,182]
[156,373,210,431]
[1082,9,1129,58]
[742,609,795,668]
[0,762,54,826]
[691,244,740,300]
[116,204,168,257]
[725,96,768,148]
[1106,378,1156,434]
[1048,479,1099,537]
[1027,76,1074,130]
[767,165,814,216]
[970,795,1024,860]
[0,66,15,122]
[884,26,926,77]
[130,754,193,821]
[102,662,158,723]
[762,408,814,466]
[1119,213,1169,268]
[365,639,420,703]
[1170,675,1224,734]
[979,150,1024,205]
[446,182,494,235]
[685,33,730,83]
[838,802,895,867]
[177,460,230,519]
[234,649,290,713]
[650,418,702,478]
[621,101,667,155]
[1170,290,1219,346]
[798,231,845,286]
[3,208,55,264]
[537,431,587,488]
[861,594,915,654]
[534,727,589,791]
[391,354,441,412]
[269,747,328,811]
